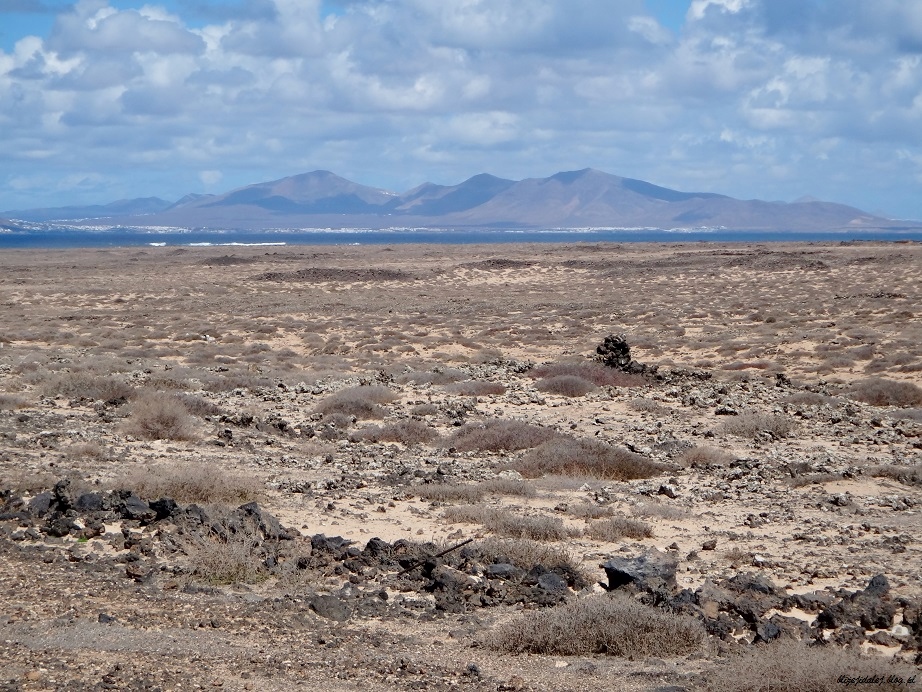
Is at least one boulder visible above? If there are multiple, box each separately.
[602,549,677,595]
[310,595,352,622]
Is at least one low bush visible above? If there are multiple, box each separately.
[700,639,919,692]
[417,484,485,503]
[442,380,507,396]
[442,506,570,541]
[409,403,439,416]
[628,397,666,413]
[184,525,269,585]
[0,393,29,410]
[514,436,665,481]
[869,464,922,487]
[678,445,735,467]
[566,502,616,520]
[116,463,264,505]
[475,537,583,577]
[485,593,705,656]
[447,419,561,452]
[848,377,922,407]
[315,385,396,420]
[479,478,536,497]
[535,375,597,397]
[529,361,645,387]
[630,499,690,521]
[397,368,465,385]
[39,372,135,402]
[350,419,437,445]
[718,413,796,439]
[585,516,653,541]
[121,392,200,441]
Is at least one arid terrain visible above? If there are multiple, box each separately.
[1,240,920,691]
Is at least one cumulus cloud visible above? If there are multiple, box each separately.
[0,0,920,219]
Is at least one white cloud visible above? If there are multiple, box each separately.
[0,0,920,219]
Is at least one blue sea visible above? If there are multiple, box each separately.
[1,227,922,249]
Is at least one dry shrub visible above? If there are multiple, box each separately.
[350,419,437,445]
[529,361,645,387]
[631,499,690,521]
[442,380,507,396]
[700,639,919,692]
[535,375,597,397]
[39,372,135,401]
[417,484,484,503]
[782,391,840,407]
[678,445,735,467]
[185,526,268,585]
[0,393,29,410]
[409,403,439,416]
[448,419,561,452]
[479,478,536,497]
[787,472,841,488]
[475,537,582,576]
[121,392,200,441]
[718,413,796,439]
[173,392,224,417]
[315,385,396,420]
[443,506,569,541]
[629,397,666,413]
[65,441,110,461]
[486,593,705,657]
[0,469,59,493]
[117,463,263,505]
[848,377,922,407]
[515,436,665,481]
[869,464,922,487]
[722,547,752,565]
[586,516,653,541]
[397,368,465,385]
[566,502,616,520]
[721,361,772,371]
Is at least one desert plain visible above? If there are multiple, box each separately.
[0,240,920,691]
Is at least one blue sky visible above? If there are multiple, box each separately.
[1,0,921,219]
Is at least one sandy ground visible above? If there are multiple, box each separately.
[0,240,920,690]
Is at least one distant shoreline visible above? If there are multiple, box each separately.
[2,228,922,250]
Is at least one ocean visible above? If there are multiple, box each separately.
[1,227,921,249]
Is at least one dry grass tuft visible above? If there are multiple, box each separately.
[678,445,735,467]
[0,393,29,410]
[869,464,922,487]
[529,361,646,387]
[116,463,263,504]
[315,385,396,420]
[447,419,561,452]
[121,391,200,441]
[699,639,919,692]
[514,436,666,481]
[630,499,690,521]
[718,412,796,439]
[535,375,597,397]
[184,525,269,585]
[585,516,653,541]
[442,505,570,541]
[39,372,135,401]
[848,377,922,407]
[442,380,507,396]
[417,484,485,503]
[485,593,705,656]
[350,419,437,445]
[475,537,582,575]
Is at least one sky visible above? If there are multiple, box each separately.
[1,0,921,219]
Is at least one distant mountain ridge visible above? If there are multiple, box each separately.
[2,168,907,232]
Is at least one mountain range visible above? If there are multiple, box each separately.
[2,169,913,232]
